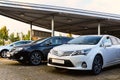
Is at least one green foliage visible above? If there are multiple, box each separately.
[9,33,21,42]
[16,33,20,41]
[0,40,3,45]
[22,30,30,40]
[0,26,8,40]
[0,26,9,45]
[9,31,30,43]
[0,26,30,45]
[9,33,15,42]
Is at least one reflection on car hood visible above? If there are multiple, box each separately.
[14,43,37,48]
[0,45,10,51]
[53,44,96,51]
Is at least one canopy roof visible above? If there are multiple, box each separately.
[0,0,120,36]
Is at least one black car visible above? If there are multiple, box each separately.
[7,36,72,65]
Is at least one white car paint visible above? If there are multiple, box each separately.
[48,35,120,72]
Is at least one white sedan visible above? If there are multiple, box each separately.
[48,35,120,75]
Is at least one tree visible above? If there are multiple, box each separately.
[25,30,30,40]
[22,31,30,40]
[9,33,15,42]
[15,33,20,41]
[0,26,9,45]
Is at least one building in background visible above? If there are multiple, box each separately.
[32,30,51,40]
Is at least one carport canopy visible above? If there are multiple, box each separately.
[0,0,120,37]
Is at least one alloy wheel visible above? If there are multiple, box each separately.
[92,55,103,75]
[30,51,42,65]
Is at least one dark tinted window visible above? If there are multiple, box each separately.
[62,37,73,44]
[14,41,31,46]
[33,38,50,44]
[68,36,102,45]
[116,38,120,44]
[50,37,62,45]
[110,36,119,45]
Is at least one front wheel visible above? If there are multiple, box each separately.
[92,55,103,75]
[29,51,42,65]
[1,50,8,58]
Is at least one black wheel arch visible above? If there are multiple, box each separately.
[93,54,104,66]
[0,49,9,53]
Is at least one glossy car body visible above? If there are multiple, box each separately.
[48,35,120,74]
[7,36,72,65]
[0,40,32,58]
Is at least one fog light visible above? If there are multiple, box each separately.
[81,62,87,68]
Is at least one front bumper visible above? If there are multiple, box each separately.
[48,53,93,70]
[7,50,30,61]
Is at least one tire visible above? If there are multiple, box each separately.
[29,51,42,65]
[92,55,103,75]
[1,50,8,58]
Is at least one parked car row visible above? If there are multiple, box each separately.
[6,36,72,65]
[1,35,120,75]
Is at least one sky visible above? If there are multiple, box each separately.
[0,0,120,35]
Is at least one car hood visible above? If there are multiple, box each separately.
[14,43,38,48]
[53,44,96,51]
[0,45,10,50]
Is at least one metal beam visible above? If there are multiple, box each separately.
[30,22,32,40]
[98,23,101,35]
[51,16,54,37]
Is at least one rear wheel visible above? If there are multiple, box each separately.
[92,55,103,75]
[1,50,8,58]
[29,51,42,65]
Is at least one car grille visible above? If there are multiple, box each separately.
[48,58,74,67]
[52,50,73,56]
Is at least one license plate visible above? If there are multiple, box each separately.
[52,59,64,64]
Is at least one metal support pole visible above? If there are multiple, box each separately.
[30,22,32,40]
[98,23,101,35]
[51,16,54,37]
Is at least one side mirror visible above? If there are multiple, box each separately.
[104,42,111,47]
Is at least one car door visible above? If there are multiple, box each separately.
[101,36,117,65]
[115,37,120,61]
[42,37,62,57]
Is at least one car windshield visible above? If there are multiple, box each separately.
[32,37,50,44]
[10,41,32,46]
[68,36,102,45]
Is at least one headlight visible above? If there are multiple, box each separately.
[49,49,54,54]
[71,49,91,56]
[15,47,24,51]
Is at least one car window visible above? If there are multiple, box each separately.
[116,38,120,44]
[50,37,62,45]
[110,36,118,45]
[14,41,24,46]
[68,36,102,45]
[103,37,112,45]
[62,38,72,44]
[33,38,49,44]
